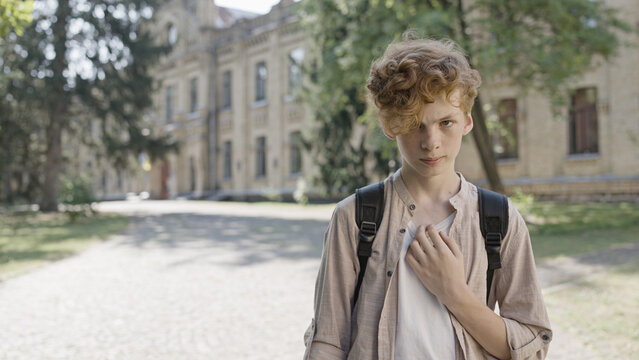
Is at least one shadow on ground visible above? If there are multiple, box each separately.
[538,241,639,289]
[111,213,329,267]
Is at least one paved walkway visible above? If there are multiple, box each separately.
[0,200,636,359]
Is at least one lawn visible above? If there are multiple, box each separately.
[544,262,639,358]
[511,198,639,261]
[0,211,129,280]
[508,198,639,358]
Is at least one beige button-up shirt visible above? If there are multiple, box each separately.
[304,169,552,359]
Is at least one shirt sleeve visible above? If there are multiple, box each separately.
[493,202,553,360]
[304,199,358,360]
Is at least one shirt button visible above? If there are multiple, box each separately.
[399,228,406,233]
[387,271,393,277]
[409,204,416,210]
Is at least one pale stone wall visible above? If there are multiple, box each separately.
[215,11,312,200]
[148,0,214,199]
[146,0,638,200]
[456,0,639,195]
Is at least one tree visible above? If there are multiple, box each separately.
[0,35,46,204]
[0,0,177,210]
[0,0,33,37]
[299,0,631,195]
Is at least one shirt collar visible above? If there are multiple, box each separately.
[391,168,473,216]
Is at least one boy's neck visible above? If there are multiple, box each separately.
[400,166,461,205]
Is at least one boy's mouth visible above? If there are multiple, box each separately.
[420,157,444,165]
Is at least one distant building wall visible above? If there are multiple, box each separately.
[147,0,639,201]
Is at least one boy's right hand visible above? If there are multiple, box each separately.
[405,224,467,307]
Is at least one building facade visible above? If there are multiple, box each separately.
[456,0,639,199]
[146,0,639,201]
[147,0,313,200]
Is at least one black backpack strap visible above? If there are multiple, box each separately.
[354,181,385,305]
[477,187,509,304]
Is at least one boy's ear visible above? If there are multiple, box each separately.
[462,113,473,135]
[382,127,396,140]
[384,131,396,140]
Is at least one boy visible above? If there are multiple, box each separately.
[303,38,552,359]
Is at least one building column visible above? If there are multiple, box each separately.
[207,49,218,195]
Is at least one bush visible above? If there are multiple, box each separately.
[294,178,309,205]
[510,188,536,215]
[58,175,96,222]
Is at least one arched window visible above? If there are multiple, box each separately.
[167,24,178,45]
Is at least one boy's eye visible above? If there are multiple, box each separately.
[441,120,453,127]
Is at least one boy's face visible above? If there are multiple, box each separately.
[386,92,473,179]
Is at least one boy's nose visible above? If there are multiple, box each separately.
[420,131,441,151]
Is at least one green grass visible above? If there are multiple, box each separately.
[518,200,639,356]
[511,199,639,261]
[0,212,130,280]
[544,262,639,358]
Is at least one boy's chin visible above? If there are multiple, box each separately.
[408,164,451,178]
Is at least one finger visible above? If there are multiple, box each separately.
[416,226,435,254]
[407,249,430,273]
[408,239,427,262]
[426,225,444,251]
[439,231,462,257]
[405,250,420,267]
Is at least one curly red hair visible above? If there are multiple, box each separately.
[366,38,481,136]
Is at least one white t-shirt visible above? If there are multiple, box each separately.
[395,212,457,360]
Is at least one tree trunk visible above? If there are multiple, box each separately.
[471,95,505,193]
[2,163,12,204]
[41,114,63,211]
[39,0,69,212]
[456,0,504,193]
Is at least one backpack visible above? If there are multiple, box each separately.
[354,181,508,305]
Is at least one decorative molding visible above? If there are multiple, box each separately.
[278,22,301,36]
[246,33,269,48]
[286,105,303,123]
[565,153,600,162]
[252,108,268,127]
[217,45,234,56]
[220,115,232,132]
[597,99,610,115]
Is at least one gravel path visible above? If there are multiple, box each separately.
[0,200,636,359]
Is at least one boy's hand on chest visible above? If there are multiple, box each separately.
[405,224,467,307]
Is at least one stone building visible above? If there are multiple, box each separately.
[456,0,639,199]
[145,0,638,201]
[147,0,312,200]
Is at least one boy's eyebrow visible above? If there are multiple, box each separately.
[421,112,457,123]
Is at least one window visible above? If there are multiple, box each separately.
[256,136,266,178]
[223,141,232,180]
[288,48,304,93]
[222,71,232,110]
[165,85,174,122]
[255,61,267,102]
[190,156,196,192]
[168,24,178,45]
[189,77,198,113]
[493,99,518,159]
[102,170,108,191]
[117,169,122,190]
[569,87,598,155]
[290,131,302,175]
